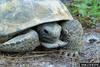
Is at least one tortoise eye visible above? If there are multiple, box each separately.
[44,29,49,34]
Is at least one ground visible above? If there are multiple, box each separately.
[0,26,99,67]
[0,0,99,67]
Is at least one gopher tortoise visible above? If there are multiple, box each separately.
[0,0,83,52]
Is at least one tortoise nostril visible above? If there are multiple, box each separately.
[44,29,49,34]
[89,39,97,43]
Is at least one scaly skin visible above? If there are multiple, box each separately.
[0,20,83,53]
[0,0,83,53]
[60,20,83,51]
[36,22,67,48]
[0,30,40,52]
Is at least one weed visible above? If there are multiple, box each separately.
[66,0,100,28]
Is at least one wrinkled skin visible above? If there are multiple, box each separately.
[0,30,40,52]
[60,20,83,51]
[36,22,67,48]
[0,20,83,53]
[0,0,80,52]
[36,20,83,52]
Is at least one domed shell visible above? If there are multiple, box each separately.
[0,0,73,36]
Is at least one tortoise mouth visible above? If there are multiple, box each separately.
[40,36,59,43]
[41,40,67,48]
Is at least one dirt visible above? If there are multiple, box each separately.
[0,0,100,66]
[0,28,99,67]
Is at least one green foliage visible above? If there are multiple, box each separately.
[67,0,100,28]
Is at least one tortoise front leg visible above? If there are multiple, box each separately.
[60,20,83,51]
[0,30,40,52]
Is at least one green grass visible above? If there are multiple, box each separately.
[66,0,100,28]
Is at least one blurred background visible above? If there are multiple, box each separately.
[61,0,100,28]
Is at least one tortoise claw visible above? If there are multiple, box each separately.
[65,51,79,58]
